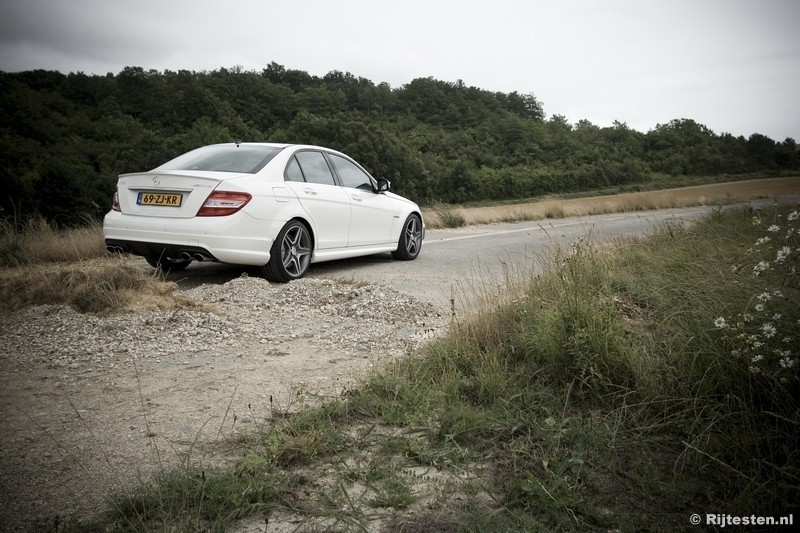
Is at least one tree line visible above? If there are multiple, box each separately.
[1,63,797,224]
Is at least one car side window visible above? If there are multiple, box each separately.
[294,151,336,185]
[328,154,374,191]
[285,157,305,182]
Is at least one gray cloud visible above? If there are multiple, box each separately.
[1,0,798,140]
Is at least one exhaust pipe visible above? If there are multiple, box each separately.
[192,253,209,262]
[106,245,124,254]
[179,251,193,261]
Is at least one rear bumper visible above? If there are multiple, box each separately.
[102,210,275,265]
[104,239,219,262]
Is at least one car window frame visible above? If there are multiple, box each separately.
[324,152,378,192]
[286,149,337,186]
[284,156,306,182]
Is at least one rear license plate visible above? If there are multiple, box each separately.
[137,192,183,207]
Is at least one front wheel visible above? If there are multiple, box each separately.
[262,220,313,282]
[392,214,423,260]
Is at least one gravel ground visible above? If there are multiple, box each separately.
[0,275,447,531]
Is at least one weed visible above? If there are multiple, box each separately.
[0,257,182,314]
[543,204,566,219]
[428,201,466,228]
[713,207,798,382]
[0,216,105,267]
[341,205,798,528]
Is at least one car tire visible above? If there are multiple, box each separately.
[145,254,191,272]
[392,213,423,260]
[262,220,313,283]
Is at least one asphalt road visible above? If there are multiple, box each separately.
[170,206,718,312]
[311,206,718,309]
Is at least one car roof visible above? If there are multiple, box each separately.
[216,142,349,151]
[213,142,354,159]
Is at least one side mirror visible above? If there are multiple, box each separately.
[374,178,391,193]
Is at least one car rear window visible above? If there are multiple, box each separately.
[154,145,284,174]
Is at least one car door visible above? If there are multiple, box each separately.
[326,153,395,247]
[283,151,350,250]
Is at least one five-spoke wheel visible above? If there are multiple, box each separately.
[392,214,423,260]
[263,220,313,282]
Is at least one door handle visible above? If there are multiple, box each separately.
[302,188,318,195]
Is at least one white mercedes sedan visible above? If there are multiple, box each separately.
[103,143,424,282]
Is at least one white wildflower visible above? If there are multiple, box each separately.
[788,210,799,222]
[755,237,771,246]
[753,261,770,276]
[761,323,777,338]
[751,354,764,363]
[755,303,765,312]
[756,292,772,302]
[767,224,780,233]
[779,357,795,369]
[714,317,728,329]
[775,246,791,263]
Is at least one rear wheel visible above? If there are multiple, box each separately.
[392,214,423,260]
[145,254,191,272]
[262,220,313,282]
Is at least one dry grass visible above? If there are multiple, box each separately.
[0,217,204,314]
[0,217,106,267]
[0,257,198,314]
[423,176,800,227]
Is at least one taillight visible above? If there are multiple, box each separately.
[196,191,252,216]
[112,190,120,211]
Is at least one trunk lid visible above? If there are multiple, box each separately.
[115,171,240,218]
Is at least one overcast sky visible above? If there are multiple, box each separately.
[1,0,798,141]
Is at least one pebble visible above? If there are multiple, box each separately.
[0,277,446,371]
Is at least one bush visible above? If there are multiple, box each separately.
[429,201,466,228]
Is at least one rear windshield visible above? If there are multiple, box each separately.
[154,145,284,174]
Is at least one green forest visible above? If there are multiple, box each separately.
[1,62,797,225]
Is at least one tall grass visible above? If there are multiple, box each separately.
[0,217,186,314]
[347,204,800,529]
[0,216,106,267]
[0,259,183,313]
[85,205,799,530]
[427,201,467,228]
